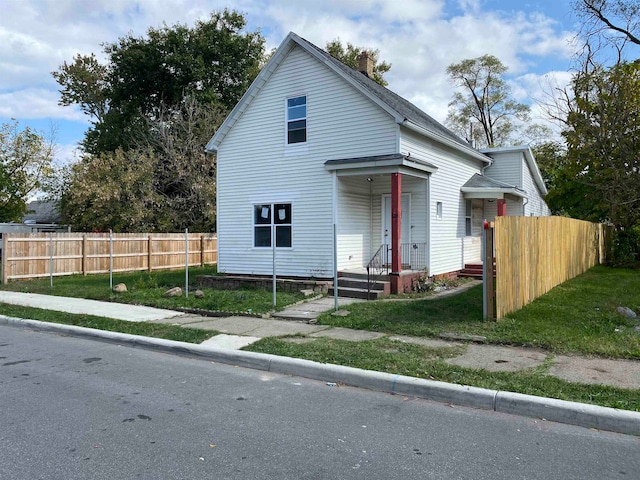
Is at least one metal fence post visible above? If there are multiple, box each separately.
[109,229,113,291]
[49,232,53,288]
[185,228,189,298]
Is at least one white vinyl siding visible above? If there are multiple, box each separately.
[337,177,370,269]
[216,45,397,277]
[483,149,550,218]
[522,158,552,216]
[484,151,522,187]
[400,126,484,276]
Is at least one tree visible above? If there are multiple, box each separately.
[0,120,55,221]
[445,55,531,148]
[325,38,391,86]
[63,98,223,232]
[574,0,640,63]
[562,60,640,230]
[53,9,265,155]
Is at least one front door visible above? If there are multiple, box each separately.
[382,194,410,265]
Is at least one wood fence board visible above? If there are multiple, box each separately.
[1,232,217,282]
[494,216,612,319]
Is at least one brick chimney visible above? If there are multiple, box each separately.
[357,51,374,79]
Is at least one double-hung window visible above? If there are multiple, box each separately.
[286,96,306,144]
[465,199,472,236]
[254,203,292,248]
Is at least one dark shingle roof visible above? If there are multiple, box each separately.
[23,200,62,223]
[301,37,471,148]
[462,173,524,192]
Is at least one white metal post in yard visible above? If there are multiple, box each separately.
[272,221,276,307]
[333,224,338,311]
[109,229,113,291]
[185,228,189,298]
[49,232,53,288]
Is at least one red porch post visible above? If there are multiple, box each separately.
[390,172,402,293]
[497,199,507,216]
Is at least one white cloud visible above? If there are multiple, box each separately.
[0,88,86,122]
[0,0,579,145]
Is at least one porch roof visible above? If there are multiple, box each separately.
[324,153,438,179]
[461,174,527,199]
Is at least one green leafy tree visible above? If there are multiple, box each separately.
[562,60,640,230]
[64,148,161,232]
[446,55,531,148]
[0,120,55,221]
[325,38,391,86]
[53,9,265,155]
[63,98,222,232]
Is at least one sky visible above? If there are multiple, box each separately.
[1,0,585,163]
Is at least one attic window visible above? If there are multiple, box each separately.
[286,96,307,144]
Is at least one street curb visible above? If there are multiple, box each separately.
[2,315,639,437]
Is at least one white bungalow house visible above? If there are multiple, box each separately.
[205,32,550,295]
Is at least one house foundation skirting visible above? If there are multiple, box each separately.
[196,274,332,294]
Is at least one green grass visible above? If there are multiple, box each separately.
[0,267,305,314]
[245,336,640,411]
[316,265,640,358]
[0,303,214,343]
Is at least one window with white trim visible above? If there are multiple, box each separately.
[254,203,292,248]
[465,199,472,236]
[436,202,443,220]
[286,96,306,144]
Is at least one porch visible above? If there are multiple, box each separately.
[326,153,436,294]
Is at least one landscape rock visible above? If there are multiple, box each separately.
[113,283,127,293]
[163,287,182,297]
[194,290,205,299]
[300,289,315,297]
[331,310,351,317]
[617,306,637,319]
[634,325,640,333]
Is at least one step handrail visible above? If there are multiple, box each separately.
[366,244,387,300]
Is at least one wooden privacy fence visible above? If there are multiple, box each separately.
[493,216,612,319]
[1,232,217,283]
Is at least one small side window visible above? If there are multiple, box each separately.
[465,200,472,236]
[436,202,443,220]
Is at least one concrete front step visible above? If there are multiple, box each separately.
[338,271,391,281]
[328,286,383,300]
[338,276,387,291]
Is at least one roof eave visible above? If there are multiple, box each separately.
[402,121,492,165]
[461,187,527,199]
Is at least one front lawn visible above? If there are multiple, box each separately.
[0,267,305,314]
[315,265,640,358]
[0,303,214,344]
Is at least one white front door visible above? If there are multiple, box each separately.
[382,194,411,264]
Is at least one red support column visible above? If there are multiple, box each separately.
[390,172,402,293]
[497,199,507,217]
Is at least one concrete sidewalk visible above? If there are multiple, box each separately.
[3,290,640,404]
[0,291,187,322]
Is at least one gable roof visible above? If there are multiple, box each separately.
[206,32,491,165]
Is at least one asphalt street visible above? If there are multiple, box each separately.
[1,325,639,480]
